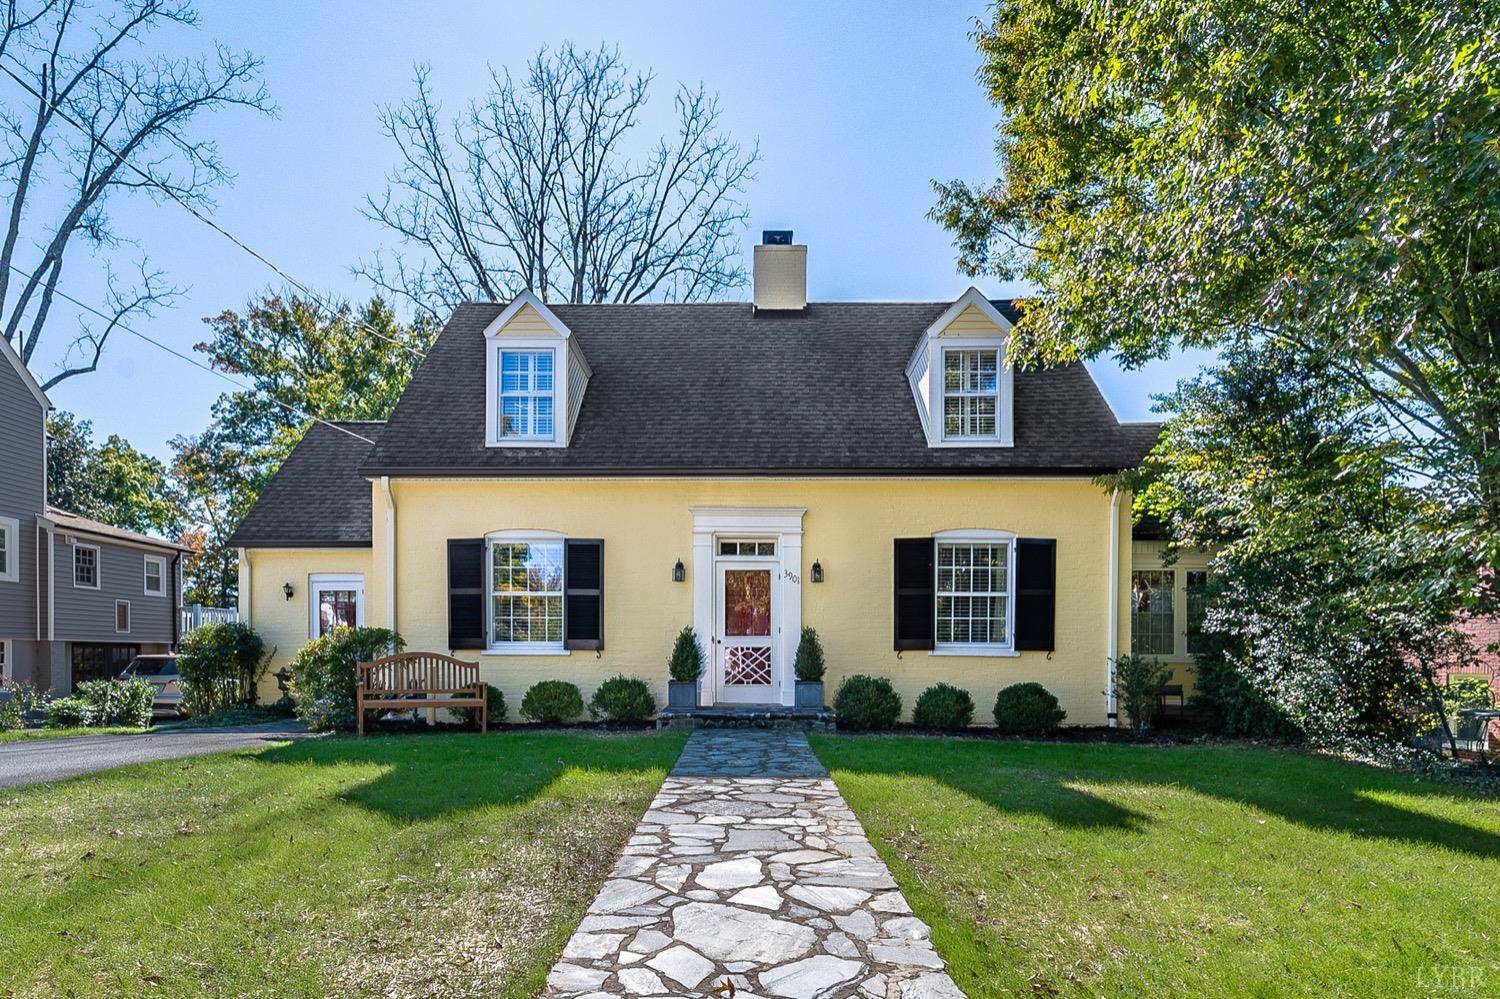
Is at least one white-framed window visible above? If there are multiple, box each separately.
[144,555,167,597]
[942,347,999,438]
[309,574,365,639]
[73,543,100,589]
[0,638,11,680]
[933,530,1016,654]
[487,531,566,653]
[498,349,556,440]
[0,515,17,583]
[1130,569,1176,656]
[115,600,131,634]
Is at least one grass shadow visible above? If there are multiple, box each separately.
[811,735,1500,859]
[252,729,687,822]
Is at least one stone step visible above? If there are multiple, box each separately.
[656,704,837,732]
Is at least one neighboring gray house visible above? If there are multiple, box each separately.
[0,335,188,692]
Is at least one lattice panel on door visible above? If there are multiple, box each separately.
[723,646,772,686]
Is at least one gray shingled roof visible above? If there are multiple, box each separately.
[44,507,193,552]
[227,421,383,548]
[363,300,1159,477]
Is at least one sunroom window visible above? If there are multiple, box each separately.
[490,538,564,648]
[1130,570,1175,656]
[935,539,1012,648]
[498,350,555,439]
[942,348,999,438]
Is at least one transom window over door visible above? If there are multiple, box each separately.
[935,537,1013,649]
[498,350,555,439]
[490,538,564,648]
[943,348,999,438]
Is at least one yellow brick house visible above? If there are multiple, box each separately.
[230,233,1170,725]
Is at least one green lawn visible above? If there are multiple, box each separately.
[810,735,1499,999]
[0,725,144,742]
[0,731,686,999]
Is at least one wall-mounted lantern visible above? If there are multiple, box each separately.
[811,559,824,583]
[672,559,686,583]
[282,582,295,601]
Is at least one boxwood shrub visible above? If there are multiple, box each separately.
[457,683,507,729]
[588,675,657,723]
[521,680,584,724]
[993,681,1066,736]
[912,682,975,730]
[833,674,902,731]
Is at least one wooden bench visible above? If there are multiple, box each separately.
[355,652,485,736]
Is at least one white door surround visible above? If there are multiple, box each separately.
[691,507,804,707]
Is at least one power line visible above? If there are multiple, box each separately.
[3,261,377,447]
[0,56,428,363]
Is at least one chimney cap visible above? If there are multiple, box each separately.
[762,230,794,246]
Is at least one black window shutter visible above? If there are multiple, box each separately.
[1014,538,1056,652]
[565,539,604,650]
[447,539,485,650]
[893,538,935,651]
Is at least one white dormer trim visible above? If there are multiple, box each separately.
[906,287,1015,448]
[483,291,592,449]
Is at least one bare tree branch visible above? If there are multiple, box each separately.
[358,43,756,310]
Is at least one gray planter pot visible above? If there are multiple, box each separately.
[668,681,698,710]
[795,680,825,710]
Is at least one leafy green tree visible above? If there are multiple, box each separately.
[170,294,435,604]
[936,1,1500,557]
[46,411,181,537]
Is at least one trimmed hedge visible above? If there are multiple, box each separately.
[993,682,1066,736]
[913,682,975,730]
[833,675,902,731]
[178,621,269,715]
[521,680,585,724]
[793,627,826,682]
[588,675,657,723]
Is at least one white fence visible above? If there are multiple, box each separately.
[181,604,238,634]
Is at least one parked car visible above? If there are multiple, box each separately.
[119,654,186,717]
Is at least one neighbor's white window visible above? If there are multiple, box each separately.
[498,349,555,439]
[115,600,131,634]
[942,348,999,438]
[935,536,1014,651]
[73,544,99,588]
[489,535,564,650]
[0,516,17,583]
[0,639,10,679]
[144,555,167,596]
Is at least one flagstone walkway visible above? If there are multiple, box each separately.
[544,730,965,999]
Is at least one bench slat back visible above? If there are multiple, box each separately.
[358,652,479,693]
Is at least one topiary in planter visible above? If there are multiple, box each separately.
[912,682,975,731]
[520,680,584,724]
[589,675,657,723]
[993,682,1066,737]
[833,674,902,731]
[793,627,825,681]
[667,626,704,682]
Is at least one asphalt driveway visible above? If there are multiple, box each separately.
[0,720,316,789]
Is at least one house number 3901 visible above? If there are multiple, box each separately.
[782,569,801,584]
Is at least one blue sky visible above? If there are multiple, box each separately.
[16,0,1204,459]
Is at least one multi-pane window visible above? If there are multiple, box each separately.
[74,545,98,588]
[0,639,8,679]
[942,348,999,438]
[498,350,555,439]
[0,519,12,579]
[1185,570,1209,655]
[490,540,564,647]
[718,540,776,557]
[144,556,165,596]
[1130,570,1175,656]
[935,541,1010,647]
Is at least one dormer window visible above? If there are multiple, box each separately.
[906,288,1014,448]
[483,291,592,449]
[943,348,999,438]
[499,349,556,439]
